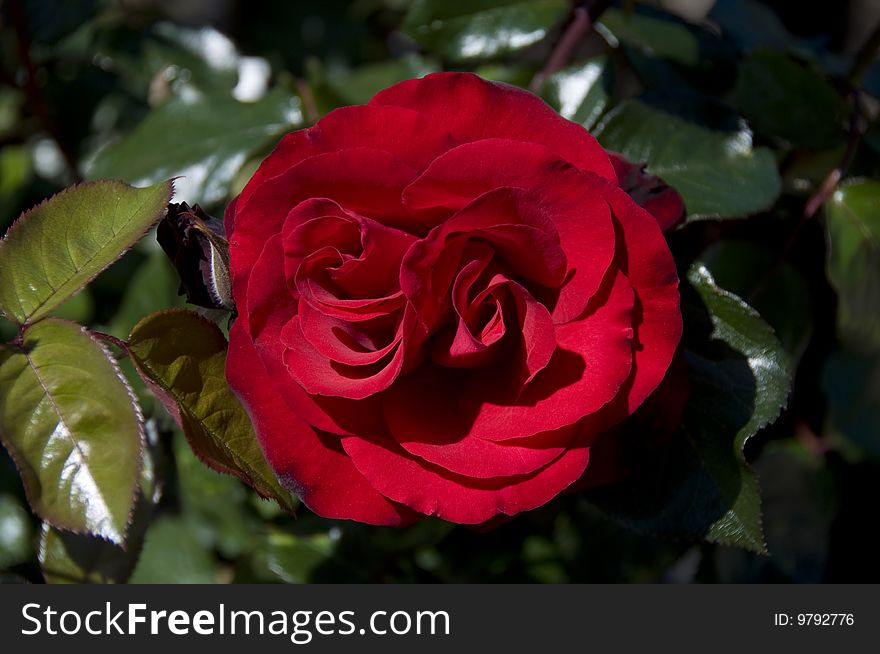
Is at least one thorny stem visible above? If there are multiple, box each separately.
[528,0,615,93]
[10,0,82,182]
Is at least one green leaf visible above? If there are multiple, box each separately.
[39,432,161,584]
[595,92,782,220]
[590,264,791,552]
[597,7,709,69]
[0,494,33,570]
[700,240,812,360]
[686,264,791,550]
[0,180,172,324]
[825,179,880,353]
[126,309,294,512]
[309,55,438,111]
[823,350,880,457]
[128,516,216,584]
[0,319,143,544]
[540,57,614,130]
[400,0,570,63]
[252,530,336,584]
[735,50,844,149]
[87,88,302,206]
[173,433,258,559]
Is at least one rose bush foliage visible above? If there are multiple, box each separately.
[225,72,683,525]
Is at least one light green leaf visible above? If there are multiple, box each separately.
[87,88,302,206]
[126,309,294,512]
[401,0,569,63]
[0,180,172,324]
[39,433,161,584]
[825,178,880,353]
[0,318,143,544]
[128,516,216,584]
[540,57,614,130]
[0,494,33,570]
[252,530,336,584]
[595,92,782,220]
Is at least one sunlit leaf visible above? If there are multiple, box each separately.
[825,179,880,353]
[540,57,614,130]
[0,180,172,324]
[401,0,570,63]
[595,92,781,220]
[0,319,143,544]
[87,89,302,206]
[126,309,294,512]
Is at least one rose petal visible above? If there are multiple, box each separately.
[402,141,617,323]
[341,429,591,523]
[371,72,615,181]
[235,103,457,212]
[384,269,636,445]
[229,147,419,308]
[246,233,388,436]
[608,151,685,232]
[227,319,414,525]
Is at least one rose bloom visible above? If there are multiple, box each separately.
[226,73,683,525]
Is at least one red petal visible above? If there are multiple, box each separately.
[601,182,682,416]
[371,72,615,181]
[402,141,616,323]
[229,147,419,309]
[608,152,685,232]
[246,234,387,436]
[227,319,414,525]
[341,430,591,523]
[235,103,457,212]
[384,269,635,445]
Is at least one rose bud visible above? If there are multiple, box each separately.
[157,202,233,310]
[225,73,683,526]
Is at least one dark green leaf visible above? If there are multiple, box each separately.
[0,180,172,324]
[126,309,294,512]
[823,350,880,457]
[735,50,844,149]
[825,179,880,353]
[700,240,812,360]
[87,89,302,206]
[686,263,791,550]
[591,264,791,552]
[400,0,569,63]
[540,57,614,130]
[0,319,143,544]
[595,92,781,220]
[597,6,710,68]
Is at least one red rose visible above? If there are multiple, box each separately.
[226,72,682,525]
